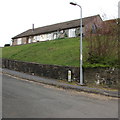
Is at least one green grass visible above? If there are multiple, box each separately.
[0,47,2,58]
[2,37,118,67]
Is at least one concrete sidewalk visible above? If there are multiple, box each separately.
[1,68,119,98]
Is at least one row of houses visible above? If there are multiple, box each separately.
[12,15,104,46]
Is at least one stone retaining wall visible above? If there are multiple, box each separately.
[2,59,119,88]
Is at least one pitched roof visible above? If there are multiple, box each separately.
[104,19,118,24]
[12,14,101,39]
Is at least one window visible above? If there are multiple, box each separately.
[68,29,76,38]
[60,30,64,33]
[53,33,57,39]
[92,24,97,33]
[17,38,22,45]
[28,38,32,43]
[36,36,40,41]
[48,33,54,40]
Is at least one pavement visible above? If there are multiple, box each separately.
[1,68,119,98]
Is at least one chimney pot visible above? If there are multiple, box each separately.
[32,24,34,32]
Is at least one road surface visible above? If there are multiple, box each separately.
[2,74,118,118]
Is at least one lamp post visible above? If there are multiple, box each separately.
[70,2,83,85]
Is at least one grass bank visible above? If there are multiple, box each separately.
[2,37,118,67]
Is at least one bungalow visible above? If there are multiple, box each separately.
[12,14,103,46]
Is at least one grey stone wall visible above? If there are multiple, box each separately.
[2,59,119,88]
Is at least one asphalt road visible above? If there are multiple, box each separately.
[2,74,118,118]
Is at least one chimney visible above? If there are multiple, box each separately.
[32,24,34,32]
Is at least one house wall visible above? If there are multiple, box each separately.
[12,27,85,46]
[12,39,17,46]
[28,36,34,43]
[30,33,54,42]
[17,38,22,45]
[84,16,103,35]
[56,28,82,39]
[12,37,28,45]
[95,15,103,28]
[21,37,27,44]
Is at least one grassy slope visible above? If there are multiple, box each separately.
[2,38,88,67]
[0,47,2,58]
[2,37,117,67]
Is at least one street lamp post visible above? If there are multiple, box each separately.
[70,2,83,85]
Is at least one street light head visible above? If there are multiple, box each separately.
[70,2,77,6]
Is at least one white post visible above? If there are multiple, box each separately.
[68,70,72,82]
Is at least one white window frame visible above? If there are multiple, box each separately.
[68,28,76,38]
[17,38,22,45]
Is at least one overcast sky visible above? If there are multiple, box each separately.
[0,0,119,47]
